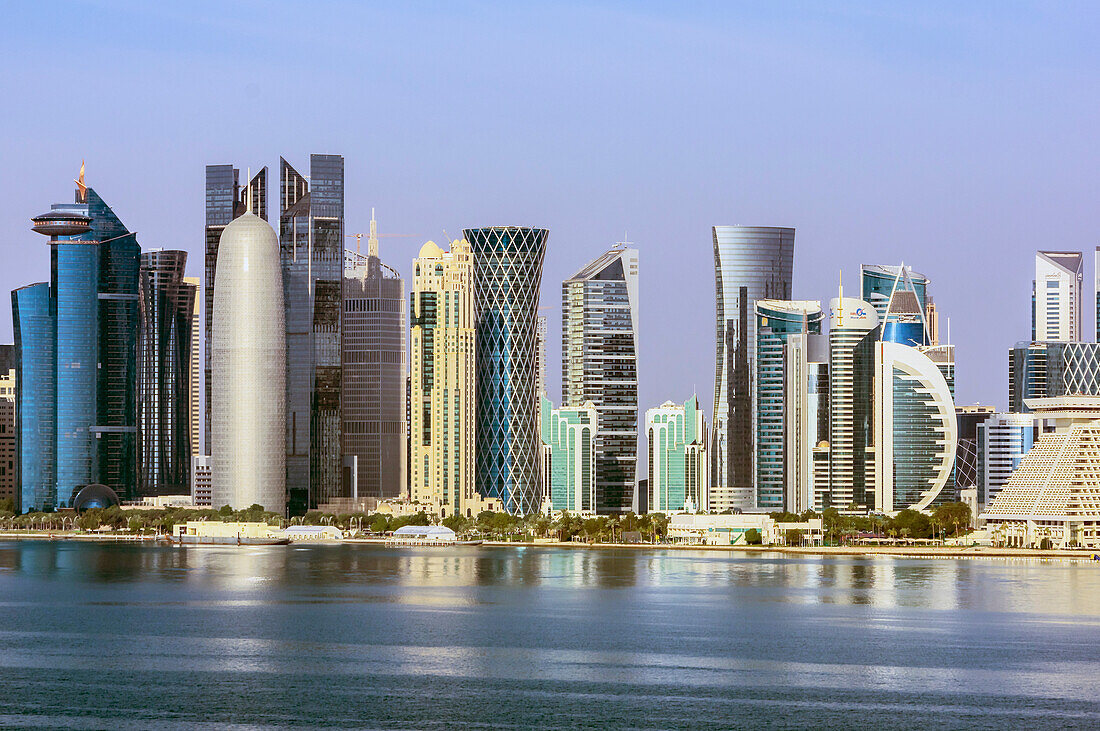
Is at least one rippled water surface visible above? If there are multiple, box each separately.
[1,542,1099,729]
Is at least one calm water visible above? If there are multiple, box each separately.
[1,543,1099,729]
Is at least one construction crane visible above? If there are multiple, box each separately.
[345,209,413,257]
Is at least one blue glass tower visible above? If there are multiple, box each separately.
[860,264,929,347]
[754,300,824,511]
[465,226,547,515]
[12,283,55,513]
[14,175,140,510]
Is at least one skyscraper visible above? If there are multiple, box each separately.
[535,315,548,399]
[409,240,479,517]
[539,396,597,514]
[872,341,958,512]
[976,412,1036,506]
[1008,341,1100,412]
[562,245,640,515]
[465,226,547,515]
[861,264,930,347]
[137,250,194,496]
[753,300,824,511]
[786,332,829,514]
[1033,251,1082,342]
[15,175,140,510]
[280,155,344,514]
[712,226,794,511]
[0,346,15,507]
[184,275,201,456]
[343,214,406,499]
[204,165,266,455]
[827,296,879,511]
[646,395,708,514]
[211,211,285,512]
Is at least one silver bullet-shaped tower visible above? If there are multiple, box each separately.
[212,212,286,512]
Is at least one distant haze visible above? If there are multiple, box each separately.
[2,1,1098,420]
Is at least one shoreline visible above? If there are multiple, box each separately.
[0,531,1095,561]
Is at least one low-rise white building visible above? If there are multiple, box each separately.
[667,513,823,546]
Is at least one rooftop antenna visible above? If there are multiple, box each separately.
[614,231,633,249]
[947,316,951,346]
[74,160,87,202]
[368,207,379,258]
[838,269,843,327]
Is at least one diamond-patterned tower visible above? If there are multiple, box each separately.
[465,226,548,514]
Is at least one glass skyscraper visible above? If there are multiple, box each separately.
[342,215,406,499]
[860,264,930,347]
[137,250,195,496]
[754,300,824,511]
[281,155,344,514]
[465,226,547,515]
[562,246,639,515]
[1008,341,1100,412]
[11,283,55,513]
[712,226,794,512]
[539,396,597,514]
[14,178,140,509]
[646,395,708,514]
[204,165,266,457]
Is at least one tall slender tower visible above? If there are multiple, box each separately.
[465,226,547,515]
[183,275,201,455]
[343,212,406,499]
[204,165,266,455]
[137,250,194,496]
[562,245,640,515]
[711,226,794,512]
[1033,251,1082,342]
[212,212,286,512]
[279,155,344,514]
[410,239,477,517]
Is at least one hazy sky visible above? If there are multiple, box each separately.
[3,1,1098,419]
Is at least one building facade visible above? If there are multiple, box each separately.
[712,226,794,511]
[1033,251,1082,342]
[562,246,640,515]
[827,297,880,511]
[343,215,406,499]
[409,240,478,518]
[280,155,344,514]
[204,165,265,454]
[539,396,597,514]
[0,346,14,506]
[184,276,201,456]
[465,226,547,515]
[191,454,212,507]
[14,180,140,511]
[861,264,930,347]
[955,404,996,492]
[872,341,958,512]
[646,395,708,514]
[211,212,286,513]
[754,300,824,511]
[137,250,195,496]
[976,413,1036,507]
[1008,341,1100,412]
[785,332,829,514]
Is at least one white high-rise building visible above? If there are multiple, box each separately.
[211,212,286,513]
[1033,251,1082,342]
[976,413,1036,507]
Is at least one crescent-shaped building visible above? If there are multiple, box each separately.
[211,212,286,512]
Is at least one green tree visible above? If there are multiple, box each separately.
[369,515,390,533]
[744,528,762,545]
[784,528,802,546]
[0,497,16,515]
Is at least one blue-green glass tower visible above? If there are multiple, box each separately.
[539,396,596,513]
[14,177,140,510]
[754,300,824,511]
[466,226,547,515]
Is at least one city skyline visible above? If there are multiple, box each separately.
[4,3,1098,426]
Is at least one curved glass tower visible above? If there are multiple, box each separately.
[873,341,957,512]
[712,226,794,511]
[137,250,195,496]
[465,226,547,515]
[12,283,55,513]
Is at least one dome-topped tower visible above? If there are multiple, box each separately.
[211,212,286,512]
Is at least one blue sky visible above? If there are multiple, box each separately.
[2,1,1098,416]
